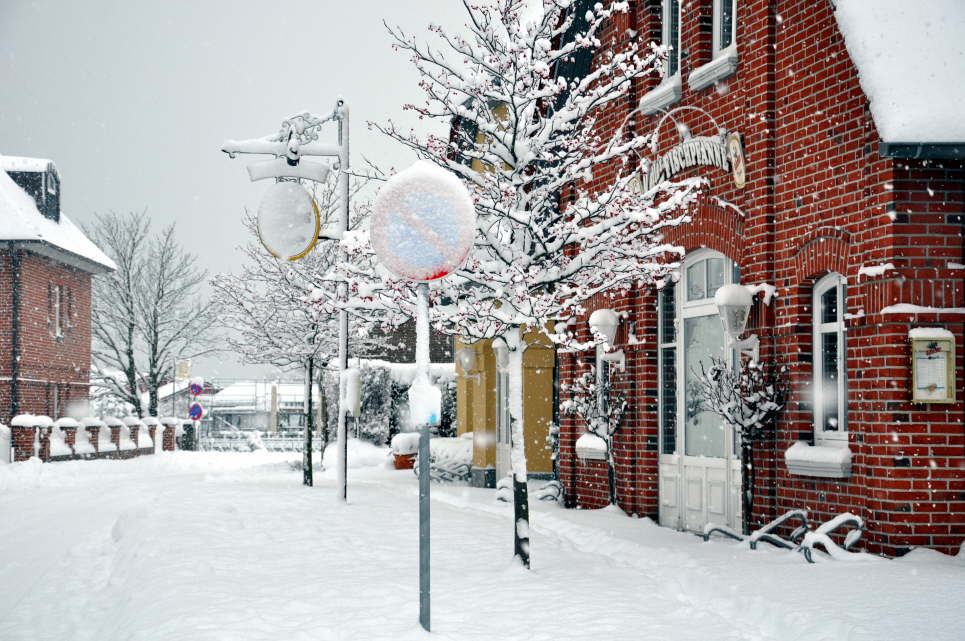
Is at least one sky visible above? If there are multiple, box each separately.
[0,0,470,378]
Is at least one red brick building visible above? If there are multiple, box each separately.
[560,1,964,556]
[1,156,116,426]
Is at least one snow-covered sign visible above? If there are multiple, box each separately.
[188,403,204,420]
[370,161,474,282]
[257,182,320,261]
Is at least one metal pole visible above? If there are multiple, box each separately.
[336,99,350,502]
[416,282,430,632]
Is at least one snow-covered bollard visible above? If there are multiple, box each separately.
[75,417,100,459]
[391,432,421,470]
[140,416,159,454]
[159,417,179,452]
[31,415,54,461]
[10,414,37,462]
[53,417,80,460]
[100,416,124,458]
[120,417,141,457]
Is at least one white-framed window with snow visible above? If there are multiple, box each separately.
[663,0,681,78]
[496,368,511,448]
[689,0,739,91]
[640,0,683,115]
[658,249,741,456]
[713,0,738,56]
[813,273,847,442]
[49,283,64,339]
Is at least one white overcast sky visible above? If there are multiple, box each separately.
[0,0,470,377]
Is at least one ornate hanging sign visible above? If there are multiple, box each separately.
[640,132,746,192]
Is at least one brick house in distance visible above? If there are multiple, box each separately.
[1,156,116,425]
[557,0,964,556]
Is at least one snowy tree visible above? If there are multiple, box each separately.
[692,358,787,535]
[372,0,702,568]
[210,173,389,485]
[560,361,626,503]
[87,212,219,419]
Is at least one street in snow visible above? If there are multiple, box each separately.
[1,446,963,641]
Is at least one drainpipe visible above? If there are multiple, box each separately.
[9,242,22,420]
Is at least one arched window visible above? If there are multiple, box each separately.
[658,250,740,456]
[813,273,847,441]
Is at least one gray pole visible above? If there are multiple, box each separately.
[416,281,430,632]
[335,99,350,502]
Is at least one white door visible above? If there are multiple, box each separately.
[495,370,512,480]
[658,251,741,533]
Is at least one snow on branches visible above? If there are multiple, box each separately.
[691,358,787,444]
[374,0,703,345]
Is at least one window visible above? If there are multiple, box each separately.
[713,0,738,56]
[49,284,64,338]
[496,369,511,446]
[663,0,681,78]
[659,251,741,457]
[689,0,739,90]
[813,273,847,440]
[657,285,676,454]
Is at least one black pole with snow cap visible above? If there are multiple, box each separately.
[370,160,475,632]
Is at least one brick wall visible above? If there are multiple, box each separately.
[559,0,964,556]
[0,249,94,424]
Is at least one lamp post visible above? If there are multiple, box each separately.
[222,98,351,499]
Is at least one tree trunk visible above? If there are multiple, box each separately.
[741,441,754,536]
[317,370,329,469]
[303,357,314,487]
[504,330,531,569]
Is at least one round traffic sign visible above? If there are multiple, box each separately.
[189,382,203,396]
[188,403,204,420]
[370,161,474,282]
[257,181,321,261]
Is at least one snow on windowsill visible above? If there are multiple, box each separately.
[689,45,738,92]
[857,262,895,278]
[639,76,682,116]
[575,432,607,461]
[785,441,852,479]
[880,304,965,315]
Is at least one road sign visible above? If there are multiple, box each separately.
[257,181,321,261]
[370,161,474,282]
[175,359,192,379]
[188,403,204,420]
[189,382,203,396]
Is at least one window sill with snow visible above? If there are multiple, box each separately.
[689,45,739,92]
[784,440,852,479]
[639,76,682,116]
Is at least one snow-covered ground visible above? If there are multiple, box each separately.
[1,445,963,641]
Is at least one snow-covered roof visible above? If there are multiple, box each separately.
[0,156,116,273]
[834,0,965,144]
[0,156,54,173]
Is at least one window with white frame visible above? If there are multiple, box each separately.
[713,0,738,56]
[657,285,677,454]
[496,369,511,446]
[813,273,847,440]
[49,283,64,338]
[663,0,681,78]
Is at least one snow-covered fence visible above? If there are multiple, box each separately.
[3,413,178,463]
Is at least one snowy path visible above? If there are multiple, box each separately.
[1,449,963,641]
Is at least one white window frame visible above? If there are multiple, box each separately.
[813,273,848,443]
[662,0,681,79]
[496,369,511,446]
[52,284,63,338]
[658,249,740,455]
[640,0,683,115]
[712,0,738,58]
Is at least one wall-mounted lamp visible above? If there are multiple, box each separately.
[455,347,482,382]
[588,308,626,371]
[714,284,760,362]
[491,337,510,372]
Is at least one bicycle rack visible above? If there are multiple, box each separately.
[800,513,865,563]
[749,509,810,550]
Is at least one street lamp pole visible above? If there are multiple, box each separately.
[221,97,351,501]
[335,100,350,502]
